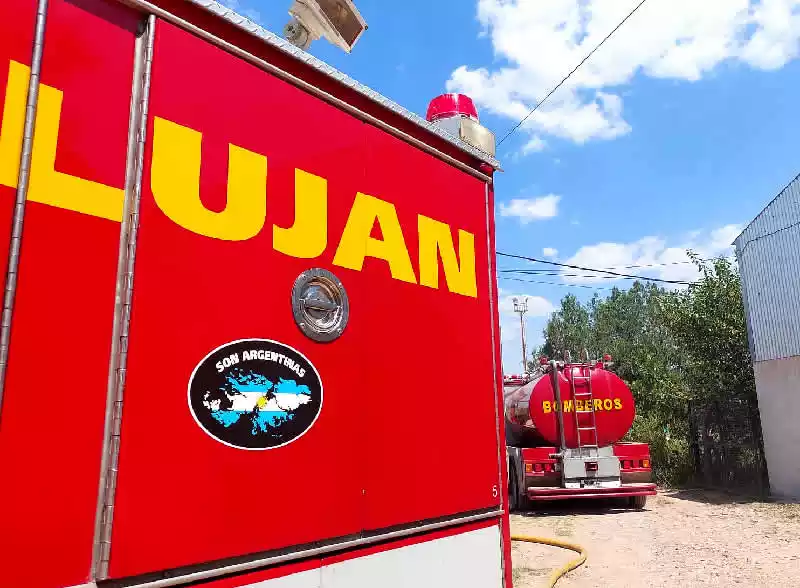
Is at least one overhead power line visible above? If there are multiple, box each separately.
[497,0,650,146]
[499,276,613,291]
[500,270,675,280]
[498,254,736,276]
[600,255,735,270]
[737,219,800,254]
[496,251,694,285]
[737,171,800,254]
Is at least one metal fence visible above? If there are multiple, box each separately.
[689,399,770,496]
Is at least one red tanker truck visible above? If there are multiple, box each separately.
[504,355,656,510]
[0,0,513,587]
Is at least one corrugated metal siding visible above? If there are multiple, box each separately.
[734,174,800,362]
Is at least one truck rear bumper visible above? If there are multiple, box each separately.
[526,483,657,501]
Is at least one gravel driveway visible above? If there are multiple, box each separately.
[510,489,800,588]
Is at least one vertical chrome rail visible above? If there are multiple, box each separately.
[0,0,49,418]
[91,13,156,580]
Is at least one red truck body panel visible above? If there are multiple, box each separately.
[358,123,500,530]
[110,20,370,576]
[0,1,510,587]
[0,2,139,587]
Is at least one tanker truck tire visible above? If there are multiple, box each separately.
[629,495,647,510]
[508,465,530,512]
[508,466,519,512]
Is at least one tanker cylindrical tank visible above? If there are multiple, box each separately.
[504,365,636,449]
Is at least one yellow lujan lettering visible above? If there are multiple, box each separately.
[151,117,266,241]
[273,168,327,258]
[0,61,123,220]
[0,61,28,188]
[333,192,417,284]
[0,60,482,298]
[418,214,476,298]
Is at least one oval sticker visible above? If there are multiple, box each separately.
[188,339,323,450]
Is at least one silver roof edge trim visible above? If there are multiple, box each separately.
[186,0,500,169]
[116,0,494,181]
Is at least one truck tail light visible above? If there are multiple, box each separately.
[642,459,650,469]
[524,462,555,475]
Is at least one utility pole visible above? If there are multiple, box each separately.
[512,297,528,373]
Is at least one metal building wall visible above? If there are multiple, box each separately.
[734,173,800,362]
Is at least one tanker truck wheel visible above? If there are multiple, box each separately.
[508,466,519,511]
[508,466,530,512]
[629,495,647,510]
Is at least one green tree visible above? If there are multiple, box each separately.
[534,255,757,486]
[589,282,691,484]
[539,294,591,360]
[662,254,755,403]
[660,254,760,488]
[591,282,688,416]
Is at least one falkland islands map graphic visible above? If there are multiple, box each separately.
[188,339,323,450]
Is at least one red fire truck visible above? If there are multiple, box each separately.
[504,355,657,510]
[0,1,513,586]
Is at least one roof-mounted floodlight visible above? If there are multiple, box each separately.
[283,0,367,53]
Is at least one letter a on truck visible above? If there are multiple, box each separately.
[0,1,512,587]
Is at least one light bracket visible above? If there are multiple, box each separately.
[284,0,367,53]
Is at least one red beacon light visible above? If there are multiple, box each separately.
[603,354,613,362]
[425,93,496,157]
[426,93,479,123]
[539,356,548,366]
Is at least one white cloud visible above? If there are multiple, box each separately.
[543,247,558,258]
[522,136,547,153]
[499,194,561,223]
[560,223,741,286]
[448,0,800,146]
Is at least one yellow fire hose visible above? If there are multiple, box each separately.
[510,535,587,588]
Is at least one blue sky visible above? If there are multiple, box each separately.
[222,0,800,372]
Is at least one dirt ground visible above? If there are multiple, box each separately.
[510,489,800,588]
